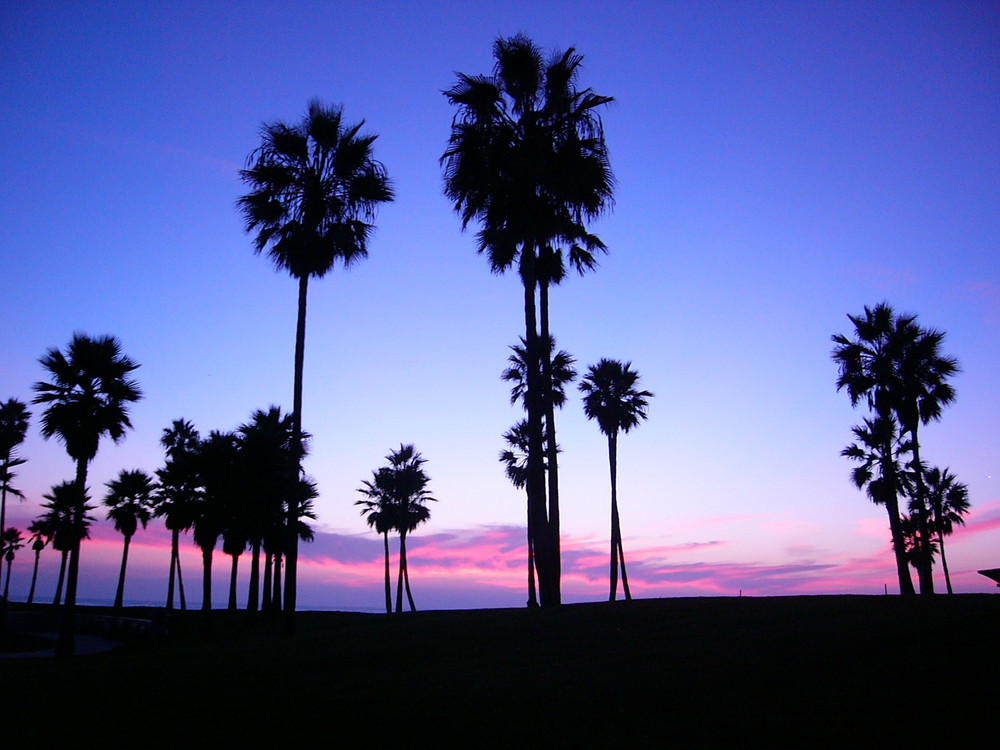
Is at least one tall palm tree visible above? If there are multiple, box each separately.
[155,419,201,611]
[832,304,916,596]
[502,337,576,603]
[443,34,614,606]
[0,398,30,592]
[103,469,156,609]
[1,527,24,600]
[32,333,141,657]
[580,359,653,602]
[38,481,94,606]
[923,466,970,594]
[26,519,51,604]
[238,99,393,624]
[357,445,435,613]
[893,321,959,594]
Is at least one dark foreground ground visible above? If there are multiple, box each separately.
[3,595,997,745]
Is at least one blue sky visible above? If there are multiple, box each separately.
[2,1,998,610]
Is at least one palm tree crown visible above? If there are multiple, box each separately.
[33,334,142,464]
[579,359,653,438]
[238,99,394,279]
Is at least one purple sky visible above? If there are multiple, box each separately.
[2,1,998,610]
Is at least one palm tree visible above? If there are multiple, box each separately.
[32,333,141,657]
[923,466,970,594]
[38,481,94,606]
[237,407,299,615]
[155,419,201,611]
[103,469,156,609]
[357,445,435,613]
[499,419,537,606]
[502,338,576,604]
[893,321,959,594]
[832,304,916,595]
[26,519,51,604]
[1,527,24,599]
[443,34,614,606]
[191,431,240,614]
[0,398,30,592]
[238,99,393,624]
[356,469,397,615]
[580,359,653,602]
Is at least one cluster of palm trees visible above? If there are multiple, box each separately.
[443,34,615,607]
[356,445,436,614]
[833,302,969,595]
[1,330,318,657]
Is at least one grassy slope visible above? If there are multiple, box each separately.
[5,595,997,745]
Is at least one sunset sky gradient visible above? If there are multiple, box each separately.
[2,1,998,610]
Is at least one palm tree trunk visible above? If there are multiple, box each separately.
[56,458,88,659]
[526,513,538,608]
[201,546,213,612]
[28,548,40,604]
[177,545,187,611]
[0,481,8,593]
[403,552,417,613]
[521,254,555,607]
[262,552,273,611]
[879,439,915,596]
[395,533,406,614]
[53,549,67,605]
[166,529,178,610]
[908,431,934,594]
[247,541,261,614]
[937,529,954,594]
[382,531,392,614]
[608,432,620,601]
[227,553,239,611]
[272,551,282,612]
[113,534,131,609]
[3,561,11,600]
[284,273,309,630]
[539,279,562,603]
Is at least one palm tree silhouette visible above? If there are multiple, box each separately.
[1,527,24,600]
[192,431,240,614]
[0,398,30,593]
[38,481,94,606]
[357,445,435,613]
[32,333,141,657]
[26,519,50,604]
[580,359,653,602]
[238,100,393,624]
[832,304,917,595]
[103,469,156,609]
[237,407,299,615]
[443,34,614,606]
[893,321,959,594]
[356,474,397,615]
[923,466,970,594]
[155,419,201,611]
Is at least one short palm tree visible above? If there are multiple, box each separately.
[33,333,141,657]
[26,519,51,605]
[0,398,30,590]
[580,359,653,602]
[2,527,24,600]
[356,469,398,615]
[443,34,614,607]
[103,469,156,609]
[238,99,393,623]
[923,466,970,594]
[357,445,435,613]
[191,431,240,614]
[38,481,95,606]
[155,419,201,611]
